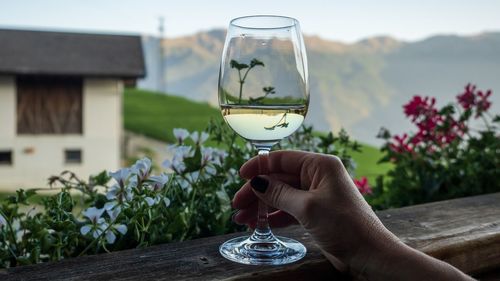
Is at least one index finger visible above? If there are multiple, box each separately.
[239,150,315,179]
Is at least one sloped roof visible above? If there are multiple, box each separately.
[0,28,145,78]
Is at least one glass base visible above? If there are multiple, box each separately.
[219,232,306,265]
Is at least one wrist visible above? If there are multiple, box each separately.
[348,229,404,278]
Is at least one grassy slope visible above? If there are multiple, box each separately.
[124,88,390,182]
[124,88,223,143]
[351,145,392,184]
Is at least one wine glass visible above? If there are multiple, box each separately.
[218,15,309,265]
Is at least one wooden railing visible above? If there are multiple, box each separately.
[2,193,500,280]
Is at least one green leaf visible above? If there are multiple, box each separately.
[439,104,455,115]
[183,146,202,173]
[229,60,248,70]
[262,86,276,95]
[460,109,472,122]
[377,127,391,140]
[91,170,111,186]
[250,58,264,67]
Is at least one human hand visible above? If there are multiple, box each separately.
[232,150,390,269]
[232,151,474,280]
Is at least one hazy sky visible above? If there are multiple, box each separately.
[1,0,499,42]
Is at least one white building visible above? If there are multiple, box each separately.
[0,29,145,189]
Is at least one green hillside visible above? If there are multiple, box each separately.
[351,145,392,184]
[149,30,500,144]
[124,88,223,143]
[124,88,389,182]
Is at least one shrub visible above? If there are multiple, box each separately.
[371,84,500,208]
[0,120,364,268]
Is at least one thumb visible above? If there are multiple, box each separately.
[250,175,309,219]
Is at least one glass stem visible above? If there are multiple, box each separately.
[254,146,272,239]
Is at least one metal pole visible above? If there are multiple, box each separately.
[158,16,165,93]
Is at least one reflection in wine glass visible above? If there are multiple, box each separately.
[218,15,309,265]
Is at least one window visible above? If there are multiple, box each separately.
[0,150,13,165]
[65,149,82,164]
[17,76,83,134]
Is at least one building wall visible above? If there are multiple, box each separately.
[0,76,123,190]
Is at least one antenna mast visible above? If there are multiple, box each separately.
[158,16,166,93]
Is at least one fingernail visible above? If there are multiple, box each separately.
[250,176,268,193]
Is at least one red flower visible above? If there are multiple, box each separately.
[476,90,492,116]
[456,84,493,117]
[416,115,440,133]
[388,84,492,157]
[389,133,414,154]
[354,177,372,195]
[457,83,476,110]
[403,96,436,121]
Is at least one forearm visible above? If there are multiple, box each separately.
[354,241,475,281]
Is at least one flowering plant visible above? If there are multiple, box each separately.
[372,84,500,208]
[0,119,364,268]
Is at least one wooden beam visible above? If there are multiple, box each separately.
[1,193,500,280]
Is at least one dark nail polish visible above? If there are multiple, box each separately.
[250,176,268,193]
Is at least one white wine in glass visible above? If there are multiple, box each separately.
[218,15,309,265]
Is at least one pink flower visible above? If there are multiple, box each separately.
[416,115,440,133]
[457,83,476,110]
[389,133,414,154]
[354,177,372,195]
[403,96,436,121]
[476,89,492,116]
[456,84,493,117]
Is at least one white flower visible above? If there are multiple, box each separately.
[191,131,209,145]
[186,171,200,183]
[132,158,152,181]
[103,220,127,244]
[81,206,127,244]
[104,223,127,244]
[105,205,122,221]
[222,168,239,187]
[163,146,191,173]
[143,173,170,207]
[80,207,106,238]
[201,147,214,166]
[104,201,119,212]
[176,178,190,190]
[104,207,127,244]
[204,165,217,177]
[212,149,228,166]
[173,128,190,144]
[162,158,185,173]
[312,137,321,147]
[173,146,192,158]
[148,174,169,191]
[106,183,134,202]
[82,207,105,223]
[144,196,156,206]
[113,225,127,235]
[0,214,7,228]
[109,168,131,187]
[163,197,171,208]
[328,143,336,151]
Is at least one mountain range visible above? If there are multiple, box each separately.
[139,30,500,144]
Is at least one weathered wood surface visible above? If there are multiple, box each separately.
[1,192,500,281]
